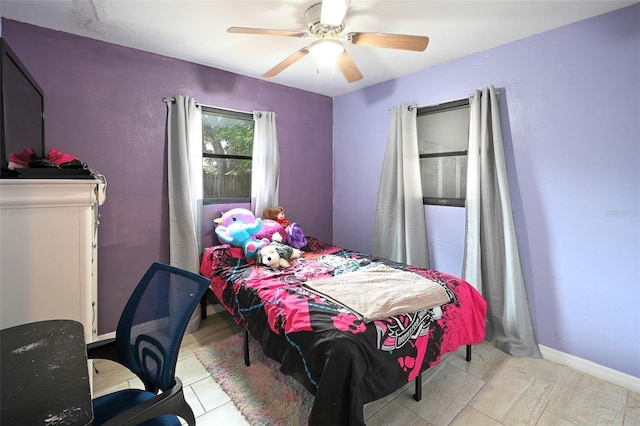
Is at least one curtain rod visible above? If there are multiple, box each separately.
[162,96,254,116]
[163,96,208,108]
[387,105,417,112]
[468,88,502,98]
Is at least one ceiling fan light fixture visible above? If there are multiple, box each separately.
[309,39,344,66]
[228,0,425,83]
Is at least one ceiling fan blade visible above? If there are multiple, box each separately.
[227,27,307,38]
[348,32,429,52]
[321,0,351,26]
[263,48,310,78]
[336,50,363,83]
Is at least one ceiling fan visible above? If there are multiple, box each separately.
[226,0,429,83]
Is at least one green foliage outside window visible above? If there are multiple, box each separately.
[202,108,254,201]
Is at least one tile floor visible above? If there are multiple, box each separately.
[93,306,640,425]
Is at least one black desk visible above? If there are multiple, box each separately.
[1,320,93,425]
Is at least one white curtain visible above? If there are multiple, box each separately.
[373,104,429,269]
[463,86,541,358]
[166,95,202,333]
[251,111,280,217]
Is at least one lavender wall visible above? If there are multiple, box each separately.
[2,20,333,334]
[333,5,639,378]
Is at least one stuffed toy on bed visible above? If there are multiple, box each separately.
[263,206,308,249]
[256,241,302,269]
[214,208,269,259]
[263,206,291,229]
[253,219,287,244]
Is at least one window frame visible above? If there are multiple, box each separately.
[417,98,470,207]
[201,106,254,204]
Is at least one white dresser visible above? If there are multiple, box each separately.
[0,178,106,342]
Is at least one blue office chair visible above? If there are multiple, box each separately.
[88,262,210,426]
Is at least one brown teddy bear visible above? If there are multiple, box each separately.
[263,206,290,229]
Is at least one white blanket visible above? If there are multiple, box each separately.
[302,264,451,322]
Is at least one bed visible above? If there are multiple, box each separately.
[200,237,486,426]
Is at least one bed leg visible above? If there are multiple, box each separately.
[243,328,250,367]
[200,288,217,320]
[200,296,207,320]
[466,344,472,362]
[413,373,422,401]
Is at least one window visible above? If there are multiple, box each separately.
[201,107,254,202]
[417,99,470,207]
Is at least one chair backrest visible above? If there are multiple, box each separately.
[115,262,209,391]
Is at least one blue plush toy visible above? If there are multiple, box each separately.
[214,208,269,259]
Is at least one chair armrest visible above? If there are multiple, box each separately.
[86,337,120,363]
[101,378,195,426]
[87,337,159,394]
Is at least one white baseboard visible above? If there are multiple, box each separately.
[539,345,640,393]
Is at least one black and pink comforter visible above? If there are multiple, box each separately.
[200,237,486,426]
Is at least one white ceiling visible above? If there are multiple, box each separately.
[1,0,636,97]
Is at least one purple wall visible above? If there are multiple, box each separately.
[2,20,333,334]
[333,5,639,378]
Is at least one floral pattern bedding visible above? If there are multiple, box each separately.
[200,237,486,426]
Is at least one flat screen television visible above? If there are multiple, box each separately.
[0,37,45,175]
